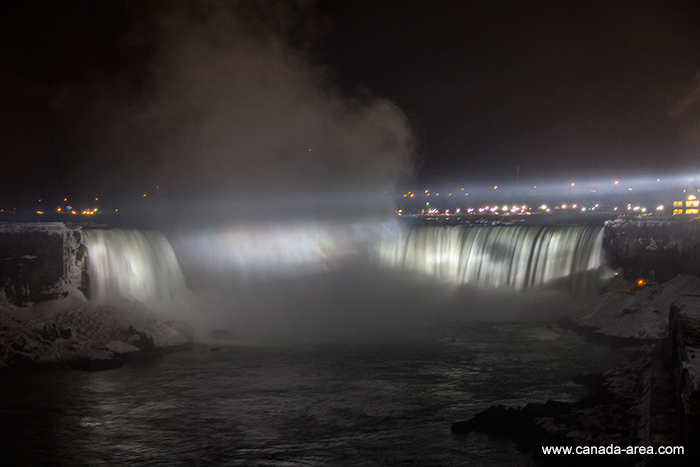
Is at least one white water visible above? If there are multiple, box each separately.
[82,229,187,303]
[81,224,605,300]
[79,223,605,337]
[376,224,604,292]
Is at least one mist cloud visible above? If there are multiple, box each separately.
[83,1,417,199]
[671,69,700,162]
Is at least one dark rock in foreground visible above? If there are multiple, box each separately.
[452,360,652,466]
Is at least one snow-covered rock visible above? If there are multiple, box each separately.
[105,340,141,354]
[0,287,193,373]
[0,222,85,306]
[574,275,700,341]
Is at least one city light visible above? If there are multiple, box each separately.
[9,172,700,222]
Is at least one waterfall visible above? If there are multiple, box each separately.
[83,229,187,303]
[376,224,604,291]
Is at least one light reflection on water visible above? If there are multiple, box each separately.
[0,324,631,466]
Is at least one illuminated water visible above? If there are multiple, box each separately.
[0,325,630,466]
[83,229,187,303]
[83,223,604,301]
[1,223,624,465]
[376,225,603,292]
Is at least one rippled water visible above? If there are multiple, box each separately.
[0,323,632,466]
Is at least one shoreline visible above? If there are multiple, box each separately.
[452,275,700,465]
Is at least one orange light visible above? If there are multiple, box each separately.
[143,193,147,197]
[637,279,646,287]
[493,186,498,190]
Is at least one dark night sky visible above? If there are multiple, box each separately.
[2,0,700,205]
[315,0,700,184]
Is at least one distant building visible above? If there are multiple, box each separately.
[673,194,700,215]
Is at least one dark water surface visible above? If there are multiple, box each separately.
[1,324,630,466]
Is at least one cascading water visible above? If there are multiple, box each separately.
[82,229,187,303]
[376,224,604,292]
